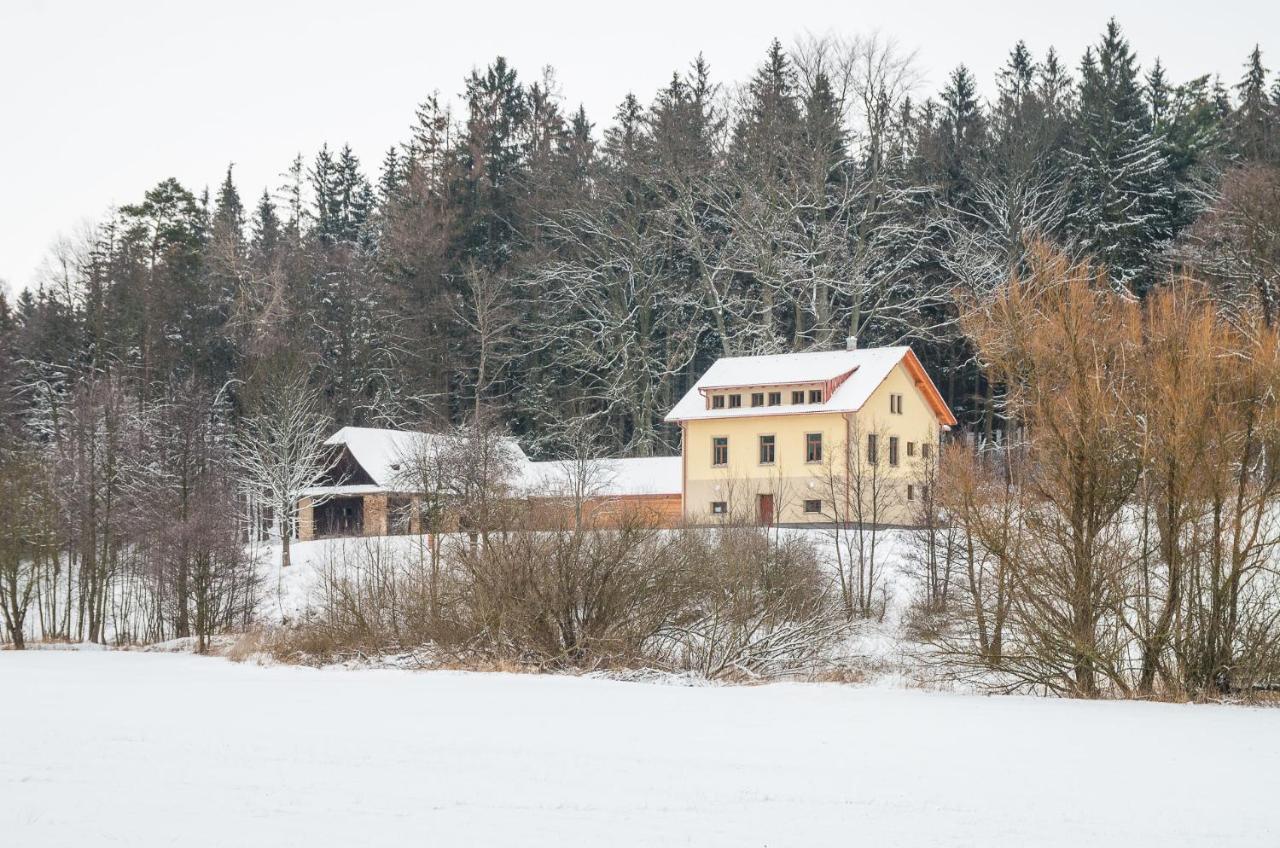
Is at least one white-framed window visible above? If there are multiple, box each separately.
[890,393,903,414]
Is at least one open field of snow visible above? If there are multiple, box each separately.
[4,650,1278,847]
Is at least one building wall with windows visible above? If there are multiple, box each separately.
[682,410,851,525]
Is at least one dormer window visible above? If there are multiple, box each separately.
[768,391,781,406]
[791,390,805,404]
[712,395,725,409]
[808,389,823,404]
[728,394,742,408]
[751,392,764,407]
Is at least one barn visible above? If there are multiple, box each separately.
[297,427,683,539]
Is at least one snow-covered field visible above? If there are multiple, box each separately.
[4,649,1277,847]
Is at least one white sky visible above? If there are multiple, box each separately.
[2,0,1276,294]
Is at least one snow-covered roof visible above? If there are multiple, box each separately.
[324,426,530,490]
[693,349,886,390]
[522,456,682,497]
[664,346,956,426]
[300,484,385,498]
[316,428,680,499]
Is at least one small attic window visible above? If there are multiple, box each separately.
[712,395,726,409]
[808,389,823,404]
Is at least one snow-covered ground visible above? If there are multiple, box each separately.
[4,649,1277,847]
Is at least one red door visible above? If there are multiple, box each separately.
[758,494,774,526]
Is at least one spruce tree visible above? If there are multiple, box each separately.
[250,190,280,266]
[1232,46,1276,161]
[118,178,207,383]
[1037,48,1075,117]
[0,288,15,436]
[1067,19,1171,291]
[309,144,338,241]
[1148,60,1172,127]
[991,42,1071,186]
[406,92,452,196]
[925,65,987,210]
[204,166,246,378]
[377,146,403,208]
[648,62,722,186]
[459,56,530,266]
[213,165,245,238]
[602,93,644,171]
[336,144,371,244]
[802,70,847,183]
[1152,72,1225,236]
[564,105,595,187]
[731,39,802,182]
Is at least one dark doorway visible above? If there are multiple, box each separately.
[758,493,774,526]
[314,497,365,537]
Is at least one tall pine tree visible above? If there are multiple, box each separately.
[1232,46,1276,162]
[1067,19,1172,291]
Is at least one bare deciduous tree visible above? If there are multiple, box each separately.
[233,373,334,569]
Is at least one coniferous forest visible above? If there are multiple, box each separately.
[3,20,1280,654]
[6,20,1278,452]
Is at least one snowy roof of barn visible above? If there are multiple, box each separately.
[311,428,679,499]
[664,345,956,426]
[322,426,530,490]
[521,456,682,497]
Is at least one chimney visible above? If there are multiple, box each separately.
[845,335,858,351]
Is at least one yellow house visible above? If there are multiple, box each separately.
[664,344,957,527]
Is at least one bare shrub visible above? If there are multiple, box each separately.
[270,516,849,680]
[302,539,438,658]
[664,526,847,680]
[446,517,685,668]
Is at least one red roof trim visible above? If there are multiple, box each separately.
[901,349,958,426]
